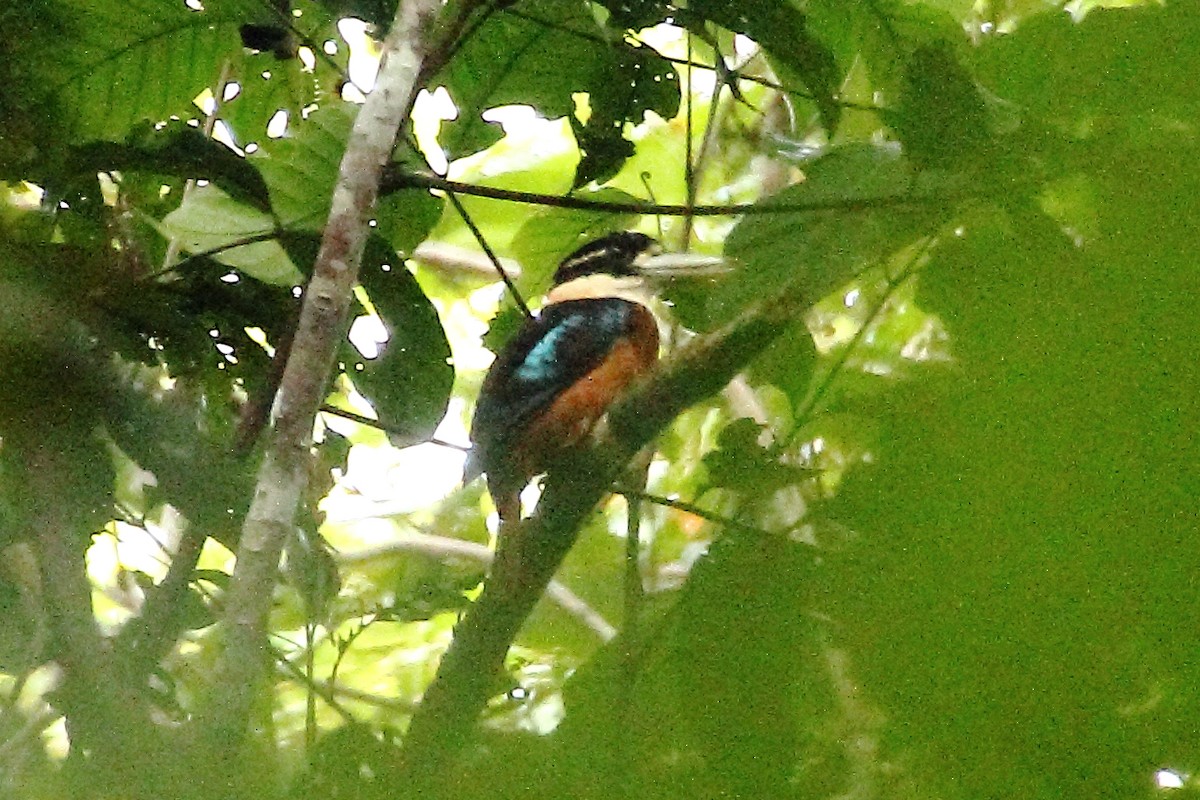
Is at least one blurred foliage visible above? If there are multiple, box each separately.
[1,0,1198,798]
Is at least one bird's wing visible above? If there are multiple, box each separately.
[466,298,640,479]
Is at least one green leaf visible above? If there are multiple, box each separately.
[375,189,445,258]
[702,417,814,493]
[217,48,333,150]
[160,184,300,285]
[972,2,1200,137]
[560,531,815,797]
[32,0,252,143]
[479,302,529,365]
[435,0,679,167]
[68,124,271,210]
[829,174,1200,796]
[175,582,220,632]
[747,325,818,401]
[686,145,951,331]
[349,237,453,447]
[251,101,356,232]
[891,40,991,170]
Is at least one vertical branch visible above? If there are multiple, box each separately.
[622,454,651,660]
[23,446,160,795]
[199,0,453,748]
[681,32,697,248]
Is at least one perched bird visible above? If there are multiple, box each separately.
[466,231,723,524]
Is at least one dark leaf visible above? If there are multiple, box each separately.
[69,125,272,210]
[572,44,679,186]
[890,41,991,170]
[239,23,298,60]
[349,236,453,447]
[687,0,841,132]
[702,417,813,493]
[175,583,220,632]
[436,0,679,165]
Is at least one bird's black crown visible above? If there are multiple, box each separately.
[551,231,657,286]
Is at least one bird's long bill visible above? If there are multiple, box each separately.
[632,251,731,278]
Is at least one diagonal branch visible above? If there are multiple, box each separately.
[197,0,464,752]
[397,259,841,782]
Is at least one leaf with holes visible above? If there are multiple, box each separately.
[435,0,679,169]
[348,236,453,447]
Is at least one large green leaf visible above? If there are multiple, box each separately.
[973,2,1200,137]
[160,184,300,285]
[827,140,1200,797]
[434,0,679,170]
[252,102,357,232]
[254,102,444,250]
[347,237,454,447]
[680,145,955,330]
[33,0,254,143]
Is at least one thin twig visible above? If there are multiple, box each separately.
[444,188,533,318]
[318,403,469,452]
[683,32,696,247]
[788,239,932,447]
[383,170,979,216]
[273,647,359,725]
[138,229,281,283]
[615,487,771,537]
[0,706,62,767]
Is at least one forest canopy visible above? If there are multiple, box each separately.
[0,0,1197,798]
